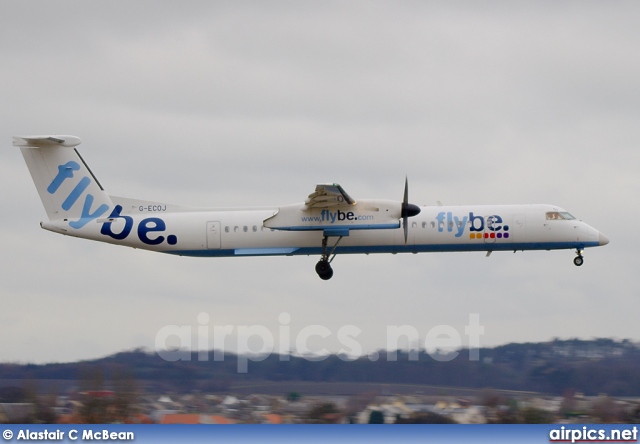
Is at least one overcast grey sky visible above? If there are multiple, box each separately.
[1,1,638,364]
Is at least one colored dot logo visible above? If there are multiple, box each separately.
[469,231,509,240]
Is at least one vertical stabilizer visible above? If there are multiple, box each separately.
[13,135,113,228]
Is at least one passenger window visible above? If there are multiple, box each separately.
[253,226,258,232]
[225,226,229,233]
[243,226,248,232]
[422,222,427,229]
[234,226,239,232]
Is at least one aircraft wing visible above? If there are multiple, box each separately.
[305,183,356,209]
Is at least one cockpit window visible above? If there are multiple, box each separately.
[546,211,576,220]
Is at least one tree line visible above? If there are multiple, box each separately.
[1,338,639,396]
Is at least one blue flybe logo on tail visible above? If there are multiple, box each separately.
[47,161,109,228]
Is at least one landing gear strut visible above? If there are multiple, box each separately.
[315,234,343,280]
[311,177,421,280]
[573,250,584,267]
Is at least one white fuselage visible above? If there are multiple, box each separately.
[41,202,605,258]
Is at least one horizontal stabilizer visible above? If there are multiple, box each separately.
[13,135,82,148]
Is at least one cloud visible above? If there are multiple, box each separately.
[0,2,637,364]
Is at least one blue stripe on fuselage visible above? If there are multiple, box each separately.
[165,241,600,258]
[272,223,400,231]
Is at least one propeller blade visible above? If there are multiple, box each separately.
[403,176,409,206]
[403,176,409,244]
[400,177,421,244]
[404,215,409,244]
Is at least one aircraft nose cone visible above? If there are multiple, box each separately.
[599,232,610,246]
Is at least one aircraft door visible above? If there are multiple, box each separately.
[207,221,221,249]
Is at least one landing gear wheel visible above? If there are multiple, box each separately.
[315,260,334,280]
[315,234,341,280]
[573,256,584,267]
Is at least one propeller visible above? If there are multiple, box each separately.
[401,176,421,244]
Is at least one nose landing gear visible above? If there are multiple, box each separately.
[573,250,584,266]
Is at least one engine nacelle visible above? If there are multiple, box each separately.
[263,199,402,231]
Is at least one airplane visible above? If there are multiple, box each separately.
[13,135,609,280]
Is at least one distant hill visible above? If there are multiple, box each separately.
[1,338,639,396]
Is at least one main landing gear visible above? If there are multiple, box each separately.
[315,234,343,280]
[312,177,421,280]
[573,250,584,267]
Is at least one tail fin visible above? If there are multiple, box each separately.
[13,135,113,228]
